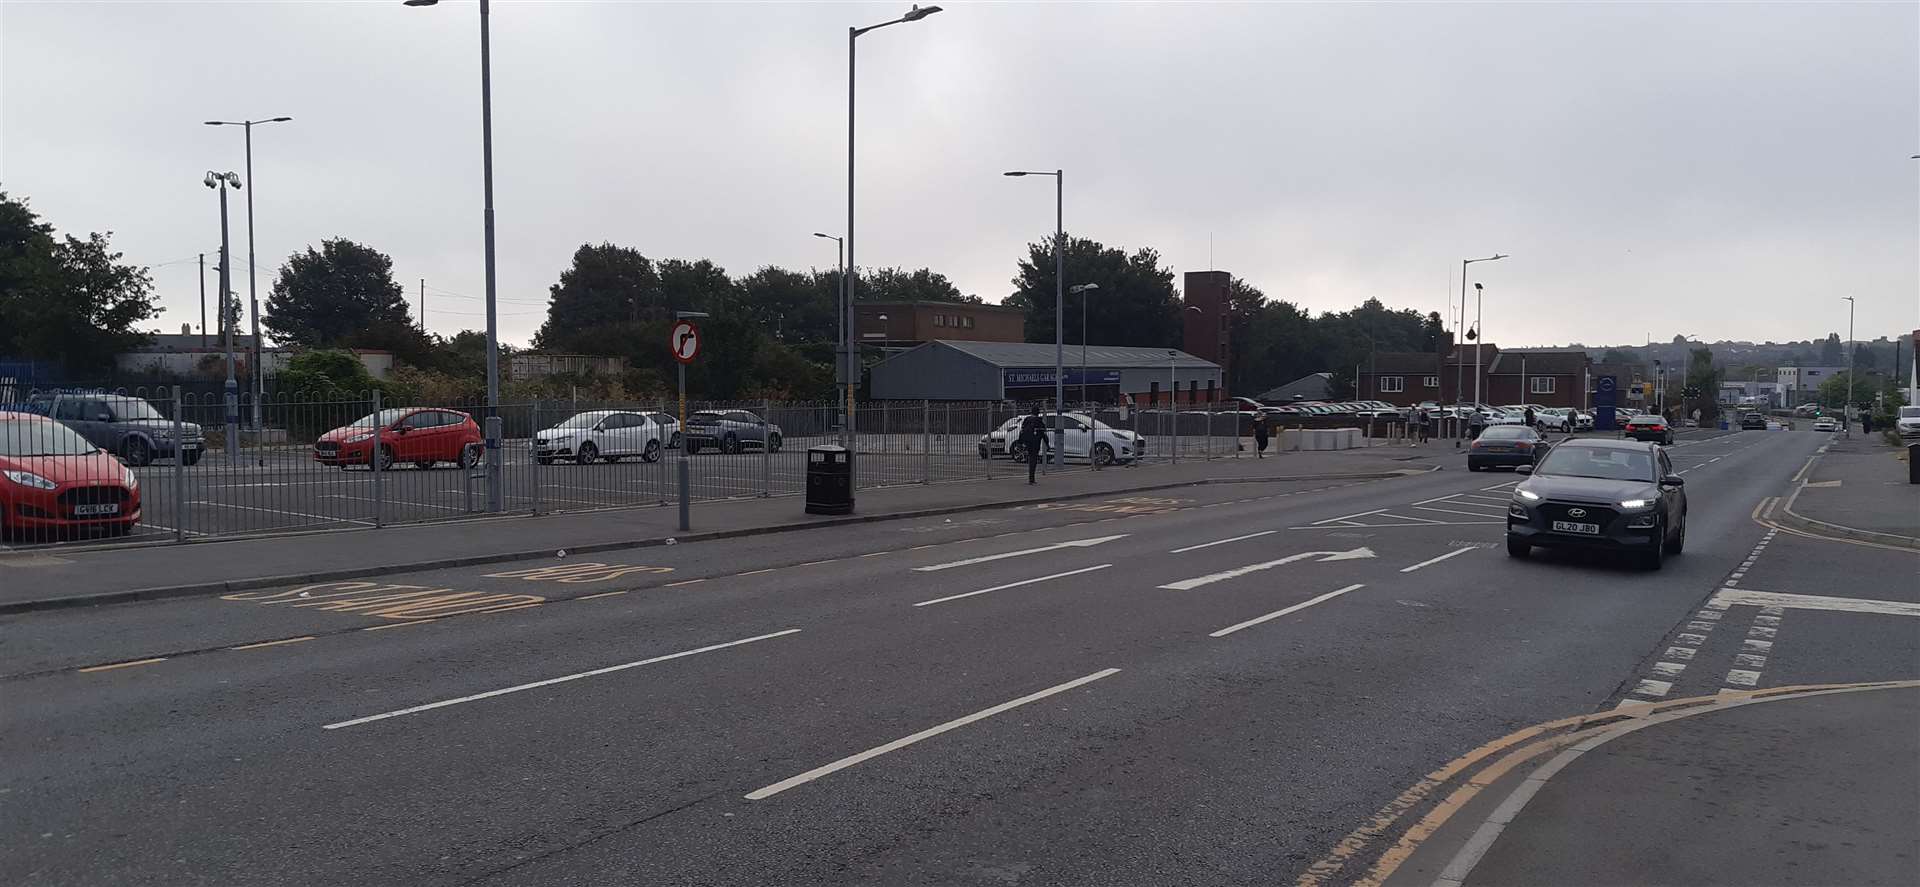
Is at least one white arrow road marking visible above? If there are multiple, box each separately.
[1210,584,1366,637]
[1169,530,1276,554]
[911,534,1130,572]
[1157,548,1375,590]
[1400,546,1478,573]
[913,564,1114,607]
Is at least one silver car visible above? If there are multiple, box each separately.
[682,409,782,455]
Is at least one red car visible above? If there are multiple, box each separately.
[314,408,483,470]
[0,412,141,539]
[1623,415,1674,445]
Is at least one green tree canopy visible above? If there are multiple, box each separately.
[1818,333,1843,365]
[0,192,156,374]
[531,242,660,355]
[264,238,413,349]
[1005,235,1179,348]
[857,266,976,304]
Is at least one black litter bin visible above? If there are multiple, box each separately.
[806,445,854,514]
[1909,444,1919,485]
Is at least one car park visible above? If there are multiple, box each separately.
[1739,412,1769,430]
[1623,414,1675,445]
[314,407,483,470]
[533,410,669,464]
[28,391,204,467]
[683,409,782,454]
[1506,438,1686,569]
[1467,425,1552,471]
[0,411,141,539]
[1811,416,1839,433]
[1003,411,1146,465]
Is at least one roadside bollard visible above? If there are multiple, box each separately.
[370,390,384,528]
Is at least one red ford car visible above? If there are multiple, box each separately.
[0,412,141,539]
[1623,414,1675,445]
[314,408,483,470]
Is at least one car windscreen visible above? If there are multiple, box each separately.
[1900,406,1920,418]
[556,413,606,429]
[1537,446,1654,482]
[105,398,166,421]
[0,420,99,456]
[351,408,410,428]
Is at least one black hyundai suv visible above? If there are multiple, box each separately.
[1505,438,1687,570]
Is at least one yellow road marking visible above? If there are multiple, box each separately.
[664,578,708,587]
[574,590,629,601]
[363,619,435,631]
[229,636,316,651]
[77,657,167,673]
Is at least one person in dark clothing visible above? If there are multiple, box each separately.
[1467,407,1486,440]
[1018,405,1047,484]
[1524,406,1537,430]
[1252,412,1270,458]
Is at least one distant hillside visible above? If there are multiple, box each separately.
[1506,331,1913,381]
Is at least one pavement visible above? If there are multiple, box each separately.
[0,443,1435,613]
[5,425,1914,887]
[1776,433,1920,547]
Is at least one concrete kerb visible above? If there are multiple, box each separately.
[0,466,1436,616]
[1774,460,1920,551]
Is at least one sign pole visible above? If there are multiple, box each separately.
[670,316,704,533]
[678,360,689,532]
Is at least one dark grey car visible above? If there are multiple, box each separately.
[682,409,782,455]
[35,393,204,467]
[1505,438,1686,570]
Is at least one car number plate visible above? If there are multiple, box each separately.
[74,504,121,516]
[1552,520,1599,535]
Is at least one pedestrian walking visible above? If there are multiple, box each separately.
[1414,406,1430,445]
[1253,412,1270,458]
[1467,407,1486,440]
[1018,405,1047,484]
[1524,406,1536,430]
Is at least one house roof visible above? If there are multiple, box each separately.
[930,340,1218,369]
[1488,350,1589,375]
[1357,352,1446,374]
[1256,372,1333,402]
[1444,344,1500,365]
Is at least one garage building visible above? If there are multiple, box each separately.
[868,341,1222,405]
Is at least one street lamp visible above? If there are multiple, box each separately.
[1456,254,1507,428]
[813,232,846,414]
[405,0,503,512]
[1005,168,1066,466]
[1842,295,1857,437]
[205,116,291,429]
[204,171,243,466]
[846,4,942,460]
[1070,283,1100,405]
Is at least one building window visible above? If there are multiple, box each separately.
[1422,375,1439,389]
[1531,377,1556,394]
[932,315,945,327]
[1380,376,1405,393]
[962,316,974,329]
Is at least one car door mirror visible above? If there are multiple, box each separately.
[1514,464,1533,475]
[392,424,410,434]
[1661,474,1684,487]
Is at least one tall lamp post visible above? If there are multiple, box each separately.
[813,232,846,434]
[847,4,943,460]
[405,0,503,512]
[205,171,243,466]
[1005,168,1065,467]
[1070,283,1099,404]
[1456,254,1507,426]
[1842,295,1856,438]
[204,116,291,429]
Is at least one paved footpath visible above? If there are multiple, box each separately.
[0,445,1435,612]
[1778,434,1919,547]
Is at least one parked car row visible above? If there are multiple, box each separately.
[977,412,1146,465]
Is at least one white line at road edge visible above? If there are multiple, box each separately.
[912,534,1129,572]
[744,667,1121,800]
[1210,584,1365,637]
[322,628,802,729]
[1170,530,1277,554]
[913,564,1113,607]
[1400,547,1478,573]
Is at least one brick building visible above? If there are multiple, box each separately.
[853,301,1025,349]
[1356,352,1447,405]
[1484,350,1591,407]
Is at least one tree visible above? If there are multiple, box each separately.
[737,266,839,344]
[1819,333,1843,366]
[1005,235,1179,348]
[532,243,660,355]
[1422,311,1448,354]
[0,192,157,374]
[1600,348,1636,366]
[857,267,976,304]
[1817,370,1881,410]
[1684,346,1723,422]
[264,238,413,349]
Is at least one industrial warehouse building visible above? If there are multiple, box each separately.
[868,340,1222,404]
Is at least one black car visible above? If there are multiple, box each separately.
[1505,438,1687,569]
[1467,425,1551,471]
[1739,412,1769,430]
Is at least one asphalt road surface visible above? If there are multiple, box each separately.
[5,427,1912,886]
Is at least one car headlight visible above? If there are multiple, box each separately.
[346,432,375,444]
[1619,498,1650,509]
[2,469,56,490]
[123,466,138,491]
[1508,503,1530,520]
[1516,488,1541,501]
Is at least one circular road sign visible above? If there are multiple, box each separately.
[1597,376,1616,393]
[670,320,701,364]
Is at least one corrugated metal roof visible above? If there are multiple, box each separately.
[931,340,1219,369]
[1488,350,1588,375]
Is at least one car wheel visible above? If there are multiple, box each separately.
[576,441,599,465]
[1506,536,1531,558]
[1467,462,1483,472]
[107,521,133,537]
[978,446,989,459]
[457,443,481,470]
[1640,522,1666,570]
[121,437,154,468]
[768,433,782,454]
[722,433,739,454]
[643,439,662,463]
[375,445,395,472]
[670,431,682,449]
[1664,511,1687,555]
[1093,442,1115,465]
[181,449,203,467]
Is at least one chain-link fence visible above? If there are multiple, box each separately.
[1,388,1291,549]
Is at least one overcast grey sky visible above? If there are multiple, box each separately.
[4,1,1915,350]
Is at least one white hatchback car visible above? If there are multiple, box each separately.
[987,412,1146,465]
[534,410,670,464]
[1811,416,1840,433]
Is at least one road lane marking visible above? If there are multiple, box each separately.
[1315,508,1389,525]
[664,578,708,587]
[189,500,375,527]
[78,657,168,673]
[912,534,1129,572]
[743,667,1121,800]
[324,628,803,730]
[1161,549,1374,591]
[1209,584,1366,637]
[913,564,1113,607]
[735,568,778,576]
[229,636,316,651]
[1376,513,1444,524]
[574,591,629,601]
[485,563,673,583]
[1399,547,1477,573]
[1708,588,1920,617]
[363,619,435,631]
[1293,520,1502,529]
[1633,679,1673,697]
[1169,530,1276,554]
